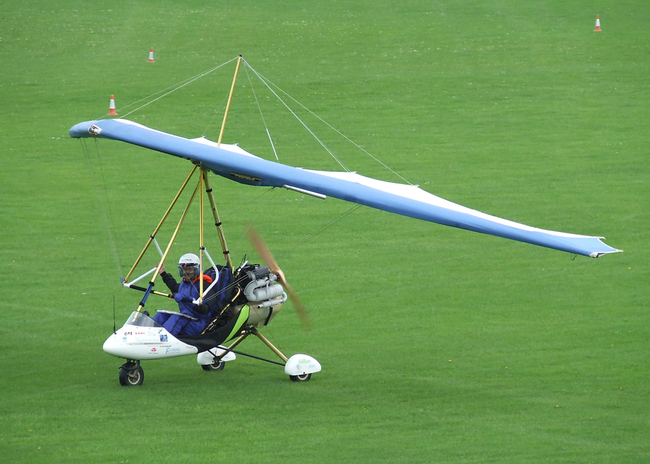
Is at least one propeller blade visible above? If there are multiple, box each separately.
[246,225,311,329]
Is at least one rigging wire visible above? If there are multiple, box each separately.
[95,54,410,186]
[201,92,230,139]
[242,59,350,172]
[241,187,276,226]
[242,58,413,185]
[101,54,409,186]
[81,139,125,280]
[235,184,362,261]
[275,203,363,261]
[244,65,280,161]
[230,80,243,145]
[104,56,240,121]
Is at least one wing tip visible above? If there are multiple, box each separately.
[590,249,623,258]
[588,238,623,258]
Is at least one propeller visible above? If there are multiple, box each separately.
[246,225,311,329]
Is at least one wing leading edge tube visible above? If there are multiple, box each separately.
[70,119,620,258]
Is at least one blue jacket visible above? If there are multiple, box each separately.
[154,267,232,336]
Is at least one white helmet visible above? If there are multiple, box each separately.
[178,253,200,277]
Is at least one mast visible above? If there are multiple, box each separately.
[206,55,242,270]
[124,56,242,310]
[217,55,242,147]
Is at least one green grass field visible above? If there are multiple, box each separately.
[1,0,648,462]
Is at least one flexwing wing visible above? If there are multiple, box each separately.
[70,119,620,258]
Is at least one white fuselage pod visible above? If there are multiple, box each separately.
[103,311,198,360]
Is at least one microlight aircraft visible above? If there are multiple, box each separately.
[70,56,620,386]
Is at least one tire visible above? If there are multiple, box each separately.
[201,360,226,371]
[119,363,144,386]
[289,373,311,382]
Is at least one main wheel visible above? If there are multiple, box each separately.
[289,373,311,382]
[119,362,144,386]
[201,360,225,371]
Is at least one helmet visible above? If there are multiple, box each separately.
[178,253,200,278]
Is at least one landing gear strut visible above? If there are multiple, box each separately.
[223,326,321,382]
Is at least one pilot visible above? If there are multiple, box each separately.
[153,253,217,336]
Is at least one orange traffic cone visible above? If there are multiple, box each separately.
[108,95,118,116]
[149,48,155,62]
[594,15,602,32]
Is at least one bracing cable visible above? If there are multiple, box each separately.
[242,59,351,172]
[244,65,280,161]
[242,58,413,185]
[104,56,240,121]
[81,139,125,280]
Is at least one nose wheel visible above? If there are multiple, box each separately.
[119,361,144,386]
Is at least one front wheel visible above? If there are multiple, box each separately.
[290,373,311,382]
[119,362,144,386]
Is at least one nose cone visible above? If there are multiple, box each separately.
[103,332,121,357]
[103,332,135,359]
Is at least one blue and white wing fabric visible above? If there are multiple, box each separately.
[70,119,620,258]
